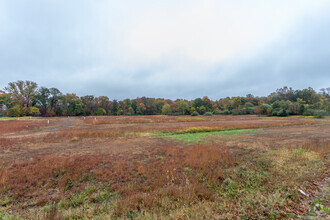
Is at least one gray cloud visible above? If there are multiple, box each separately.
[0,1,329,100]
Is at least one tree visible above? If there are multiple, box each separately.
[232,97,243,109]
[0,90,12,108]
[96,107,106,116]
[320,87,330,98]
[29,107,40,116]
[62,94,83,116]
[98,96,111,113]
[177,101,189,115]
[137,103,146,115]
[8,105,21,117]
[145,98,157,115]
[128,107,135,115]
[161,104,172,115]
[111,100,118,115]
[81,95,97,115]
[5,80,38,107]
[35,87,50,108]
[202,96,214,112]
[192,98,203,108]
[198,106,206,115]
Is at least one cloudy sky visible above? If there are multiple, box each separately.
[0,0,329,100]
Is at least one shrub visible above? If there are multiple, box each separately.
[232,109,243,115]
[198,106,206,115]
[277,109,288,117]
[266,108,272,116]
[191,111,199,116]
[272,108,279,116]
[96,108,106,116]
[219,110,231,115]
[303,109,314,116]
[313,110,328,118]
[247,107,256,114]
[213,110,221,115]
[203,112,213,116]
[71,137,78,141]
[29,107,40,116]
[8,105,21,117]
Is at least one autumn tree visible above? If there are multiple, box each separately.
[5,80,38,107]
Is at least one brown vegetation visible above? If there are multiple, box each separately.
[0,115,329,219]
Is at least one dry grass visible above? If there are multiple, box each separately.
[0,119,47,134]
[0,115,329,219]
[0,143,232,217]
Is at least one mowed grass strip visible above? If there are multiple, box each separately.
[155,128,258,143]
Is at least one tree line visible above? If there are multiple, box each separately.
[0,80,329,118]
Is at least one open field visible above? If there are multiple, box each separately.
[0,115,329,219]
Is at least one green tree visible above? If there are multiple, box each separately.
[0,90,12,108]
[177,101,189,115]
[96,107,106,116]
[111,100,118,115]
[161,104,172,115]
[192,98,203,108]
[8,105,21,117]
[128,107,135,115]
[198,106,206,115]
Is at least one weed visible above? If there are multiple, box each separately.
[71,137,78,141]
[293,148,305,156]
[65,179,74,191]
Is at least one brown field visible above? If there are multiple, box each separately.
[0,115,329,219]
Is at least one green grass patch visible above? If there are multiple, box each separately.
[155,128,258,143]
[0,116,41,120]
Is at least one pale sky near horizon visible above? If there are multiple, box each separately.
[0,0,329,100]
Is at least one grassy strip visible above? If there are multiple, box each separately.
[154,128,258,143]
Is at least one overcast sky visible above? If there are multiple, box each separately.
[0,0,329,100]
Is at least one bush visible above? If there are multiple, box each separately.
[8,105,21,117]
[198,106,206,115]
[203,112,213,116]
[232,109,243,115]
[313,110,328,118]
[213,110,221,115]
[303,109,314,116]
[96,108,106,116]
[247,107,256,114]
[277,109,288,117]
[219,110,231,115]
[29,107,40,116]
[191,111,199,116]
